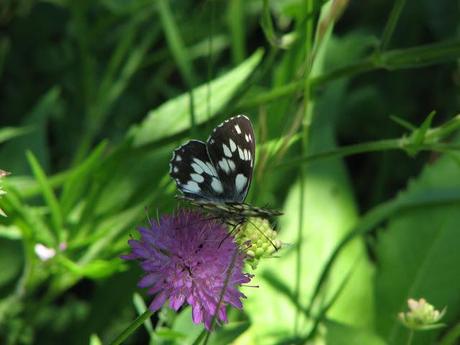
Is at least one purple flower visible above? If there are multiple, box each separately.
[122,210,252,330]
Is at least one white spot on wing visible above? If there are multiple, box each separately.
[206,162,218,176]
[219,159,230,174]
[235,174,248,193]
[193,158,215,176]
[235,124,242,134]
[173,167,178,173]
[211,178,223,193]
[223,144,232,158]
[191,163,203,174]
[191,173,204,183]
[182,181,200,193]
[238,147,244,160]
[176,155,182,161]
[229,139,236,152]
[228,159,235,171]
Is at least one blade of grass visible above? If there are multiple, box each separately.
[0,126,33,144]
[228,0,246,63]
[75,23,159,162]
[379,0,407,51]
[133,293,155,338]
[26,151,64,242]
[3,187,55,244]
[60,140,108,217]
[157,0,196,87]
[109,310,154,345]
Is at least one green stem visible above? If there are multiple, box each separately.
[294,0,314,334]
[237,40,460,109]
[380,0,407,51]
[406,329,414,345]
[277,139,460,169]
[202,248,239,344]
[109,310,154,345]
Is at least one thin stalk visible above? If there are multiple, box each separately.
[202,248,239,344]
[295,0,314,334]
[109,310,154,345]
[380,0,407,51]
[406,330,414,345]
[237,39,460,109]
[278,140,460,169]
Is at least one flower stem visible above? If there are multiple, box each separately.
[406,330,414,345]
[109,310,154,345]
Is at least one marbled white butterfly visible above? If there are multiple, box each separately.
[169,115,282,224]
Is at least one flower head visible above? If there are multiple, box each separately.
[235,217,282,269]
[398,298,446,331]
[122,210,252,330]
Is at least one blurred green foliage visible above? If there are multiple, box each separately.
[0,0,459,344]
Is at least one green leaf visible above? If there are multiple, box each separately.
[228,0,246,63]
[89,334,103,345]
[26,151,64,242]
[241,81,374,344]
[133,293,154,338]
[129,49,264,147]
[171,306,203,343]
[379,39,460,70]
[324,320,387,345]
[58,256,124,279]
[60,141,108,217]
[375,144,460,345]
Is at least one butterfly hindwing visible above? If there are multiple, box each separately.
[169,140,226,202]
[206,115,255,203]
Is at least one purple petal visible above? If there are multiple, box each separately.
[192,304,203,324]
[149,292,167,311]
[169,294,185,311]
[138,273,159,288]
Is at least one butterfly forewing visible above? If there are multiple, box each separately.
[170,140,226,202]
[206,115,255,203]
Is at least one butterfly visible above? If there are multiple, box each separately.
[169,115,282,224]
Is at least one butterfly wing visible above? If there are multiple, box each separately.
[206,115,255,203]
[169,140,227,202]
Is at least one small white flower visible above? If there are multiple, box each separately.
[399,298,446,331]
[34,243,56,261]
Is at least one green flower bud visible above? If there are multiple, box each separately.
[235,217,281,270]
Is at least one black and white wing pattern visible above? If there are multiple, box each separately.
[206,115,255,203]
[169,140,225,202]
[169,115,255,203]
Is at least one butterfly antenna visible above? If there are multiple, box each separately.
[218,220,244,248]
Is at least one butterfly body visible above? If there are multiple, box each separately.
[170,115,282,222]
[176,195,283,223]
